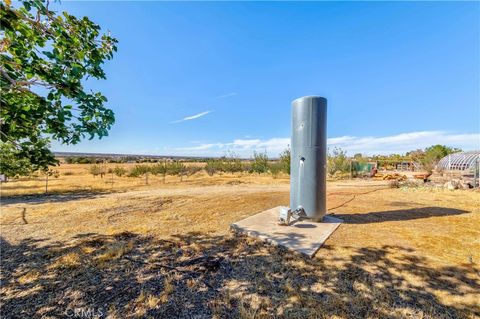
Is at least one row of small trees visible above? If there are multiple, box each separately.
[65,156,188,164]
[203,150,291,177]
[204,151,280,175]
[88,150,293,183]
[89,162,200,184]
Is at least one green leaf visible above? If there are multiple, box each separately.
[43,51,55,59]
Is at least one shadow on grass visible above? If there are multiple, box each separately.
[1,230,479,318]
[1,190,119,206]
[333,207,469,224]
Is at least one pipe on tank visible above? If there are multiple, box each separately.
[290,96,327,221]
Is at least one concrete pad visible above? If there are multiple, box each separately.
[231,206,342,258]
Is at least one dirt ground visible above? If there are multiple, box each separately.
[1,169,479,318]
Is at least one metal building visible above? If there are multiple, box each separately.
[436,151,480,171]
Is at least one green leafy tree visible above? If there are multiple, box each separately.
[89,164,101,178]
[224,152,243,173]
[89,164,106,178]
[129,164,151,184]
[0,142,34,178]
[166,161,186,181]
[42,168,59,194]
[184,165,202,179]
[268,162,283,178]
[242,162,253,173]
[252,151,269,173]
[0,140,56,178]
[151,162,167,183]
[1,0,118,175]
[327,147,350,176]
[205,159,224,175]
[279,147,291,175]
[178,163,188,182]
[410,145,461,172]
[112,166,126,177]
[64,157,75,164]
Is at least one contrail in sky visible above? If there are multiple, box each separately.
[214,92,237,99]
[171,110,211,123]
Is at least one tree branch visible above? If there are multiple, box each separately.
[0,68,17,86]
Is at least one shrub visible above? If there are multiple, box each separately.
[128,164,150,177]
[74,157,99,164]
[327,147,350,176]
[269,162,283,178]
[389,180,400,188]
[279,147,291,175]
[129,164,151,185]
[178,164,188,182]
[184,166,202,179]
[166,161,183,176]
[204,153,246,176]
[252,151,269,173]
[89,164,106,178]
[151,163,166,175]
[242,162,253,173]
[113,166,127,177]
[77,157,91,164]
[205,159,222,176]
[162,161,188,181]
[205,163,215,176]
[151,162,167,182]
[409,145,461,173]
[224,153,243,173]
[332,170,349,180]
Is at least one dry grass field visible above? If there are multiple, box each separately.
[1,164,479,318]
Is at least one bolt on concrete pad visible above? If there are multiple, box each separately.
[231,206,342,258]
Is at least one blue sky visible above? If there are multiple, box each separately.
[51,1,480,157]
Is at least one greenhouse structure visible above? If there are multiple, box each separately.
[436,151,480,172]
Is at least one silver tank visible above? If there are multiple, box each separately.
[290,96,327,221]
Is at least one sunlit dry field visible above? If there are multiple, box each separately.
[1,164,479,318]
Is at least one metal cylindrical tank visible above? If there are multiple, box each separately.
[290,96,327,221]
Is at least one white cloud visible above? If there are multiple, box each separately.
[327,131,479,155]
[214,92,237,99]
[170,131,479,157]
[171,111,211,124]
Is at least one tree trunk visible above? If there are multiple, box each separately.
[45,175,48,194]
